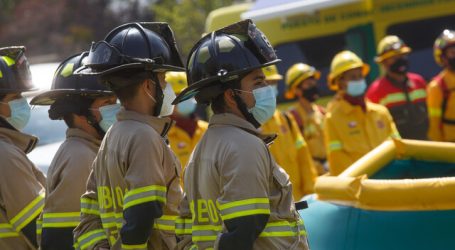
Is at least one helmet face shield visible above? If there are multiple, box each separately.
[87,41,124,69]
[0,46,35,93]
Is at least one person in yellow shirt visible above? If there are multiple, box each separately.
[324,51,400,175]
[167,71,208,173]
[261,65,317,200]
[427,29,455,142]
[285,63,327,175]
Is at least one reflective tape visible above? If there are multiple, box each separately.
[175,218,192,235]
[329,141,342,152]
[1,56,15,66]
[154,215,177,231]
[379,89,426,107]
[259,219,307,237]
[74,229,107,250]
[10,191,44,231]
[429,108,442,117]
[219,198,270,220]
[192,224,221,242]
[36,218,42,235]
[121,243,147,250]
[42,212,80,228]
[81,197,100,215]
[100,212,123,229]
[123,185,167,210]
[0,223,20,238]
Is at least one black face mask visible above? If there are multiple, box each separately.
[389,58,409,74]
[301,85,319,102]
[447,57,455,71]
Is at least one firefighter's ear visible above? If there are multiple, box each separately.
[224,88,237,108]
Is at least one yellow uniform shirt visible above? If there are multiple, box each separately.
[427,69,455,142]
[324,98,400,175]
[261,110,317,200]
[168,120,208,170]
[288,103,327,175]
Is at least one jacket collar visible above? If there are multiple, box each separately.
[0,127,38,154]
[66,128,101,147]
[209,113,277,145]
[339,97,375,114]
[116,108,175,137]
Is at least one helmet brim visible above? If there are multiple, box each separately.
[75,63,185,76]
[172,59,280,105]
[375,46,411,63]
[30,89,114,105]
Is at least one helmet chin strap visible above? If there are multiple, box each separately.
[232,89,260,128]
[149,73,164,117]
[84,110,106,138]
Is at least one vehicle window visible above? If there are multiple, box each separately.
[387,14,455,81]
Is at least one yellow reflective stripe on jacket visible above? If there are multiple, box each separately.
[259,219,306,237]
[379,89,426,107]
[42,212,80,228]
[74,229,107,250]
[328,141,342,152]
[219,198,270,220]
[429,108,442,117]
[192,224,222,242]
[175,218,192,235]
[0,223,20,238]
[100,212,123,229]
[409,89,426,101]
[36,218,42,235]
[10,192,44,231]
[121,243,147,250]
[123,185,167,210]
[154,215,177,231]
[80,197,99,215]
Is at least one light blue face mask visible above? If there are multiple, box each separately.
[177,98,197,117]
[346,79,367,97]
[271,85,279,97]
[2,97,31,130]
[98,103,121,132]
[248,85,276,125]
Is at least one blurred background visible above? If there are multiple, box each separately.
[0,0,239,63]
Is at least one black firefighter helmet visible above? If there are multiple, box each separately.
[30,52,114,120]
[0,46,35,94]
[172,19,281,105]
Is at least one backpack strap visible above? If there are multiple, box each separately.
[289,108,304,131]
[434,75,455,125]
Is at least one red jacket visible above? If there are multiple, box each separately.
[366,72,428,140]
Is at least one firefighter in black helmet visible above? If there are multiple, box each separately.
[174,20,309,250]
[30,52,119,249]
[73,22,184,249]
[0,46,46,249]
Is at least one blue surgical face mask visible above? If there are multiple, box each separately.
[346,79,367,97]
[271,85,279,97]
[177,98,197,117]
[248,86,276,125]
[98,103,121,132]
[1,97,31,130]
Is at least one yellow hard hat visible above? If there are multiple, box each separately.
[262,65,283,81]
[166,71,187,94]
[284,63,320,99]
[375,35,411,63]
[434,29,455,66]
[328,50,370,91]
